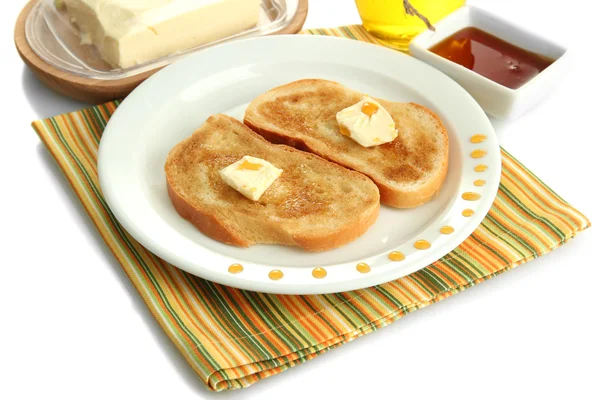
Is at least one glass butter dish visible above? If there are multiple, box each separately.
[25,0,291,80]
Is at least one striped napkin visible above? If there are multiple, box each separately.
[31,26,590,391]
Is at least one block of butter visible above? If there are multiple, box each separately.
[219,156,283,201]
[62,0,262,68]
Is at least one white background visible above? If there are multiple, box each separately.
[1,0,598,399]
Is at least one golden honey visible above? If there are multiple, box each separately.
[440,226,454,234]
[474,164,488,172]
[228,264,243,274]
[339,125,351,136]
[268,269,283,281]
[471,149,487,158]
[470,134,487,143]
[356,263,371,273]
[361,102,379,116]
[237,160,263,171]
[430,27,555,89]
[462,192,481,201]
[312,268,327,279]
[355,0,465,52]
[388,251,405,261]
[414,240,431,250]
[462,209,475,217]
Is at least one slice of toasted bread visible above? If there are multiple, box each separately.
[244,79,449,208]
[165,114,380,251]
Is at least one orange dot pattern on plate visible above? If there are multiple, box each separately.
[388,251,405,261]
[462,192,482,201]
[470,134,487,143]
[440,226,454,234]
[474,179,486,187]
[414,240,431,250]
[228,264,243,274]
[462,209,475,217]
[356,263,371,273]
[268,269,283,281]
[474,164,488,172]
[312,268,327,279]
[361,102,379,117]
[339,125,351,137]
[471,149,487,158]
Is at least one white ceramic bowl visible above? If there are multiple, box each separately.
[409,5,570,120]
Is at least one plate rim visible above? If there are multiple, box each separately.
[98,34,502,295]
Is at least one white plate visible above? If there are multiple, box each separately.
[98,35,501,295]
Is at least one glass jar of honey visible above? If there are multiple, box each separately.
[355,0,465,52]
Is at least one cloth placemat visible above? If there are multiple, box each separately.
[31,26,590,391]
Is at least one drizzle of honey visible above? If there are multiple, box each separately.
[312,268,327,279]
[237,160,263,171]
[462,209,475,217]
[388,251,405,261]
[471,149,487,158]
[429,27,555,90]
[440,226,454,234]
[462,192,482,201]
[474,179,486,187]
[414,240,431,250]
[339,125,351,137]
[356,263,371,273]
[474,164,488,172]
[228,264,243,274]
[470,134,487,143]
[268,269,283,281]
[361,102,379,117]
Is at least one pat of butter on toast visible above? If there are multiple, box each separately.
[219,156,283,201]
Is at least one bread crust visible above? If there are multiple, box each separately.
[291,203,379,251]
[167,180,250,247]
[377,103,449,208]
[244,79,449,209]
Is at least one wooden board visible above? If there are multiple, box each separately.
[15,0,309,104]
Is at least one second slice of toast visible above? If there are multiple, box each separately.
[244,79,449,208]
[165,114,380,251]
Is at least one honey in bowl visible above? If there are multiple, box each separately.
[429,27,555,89]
